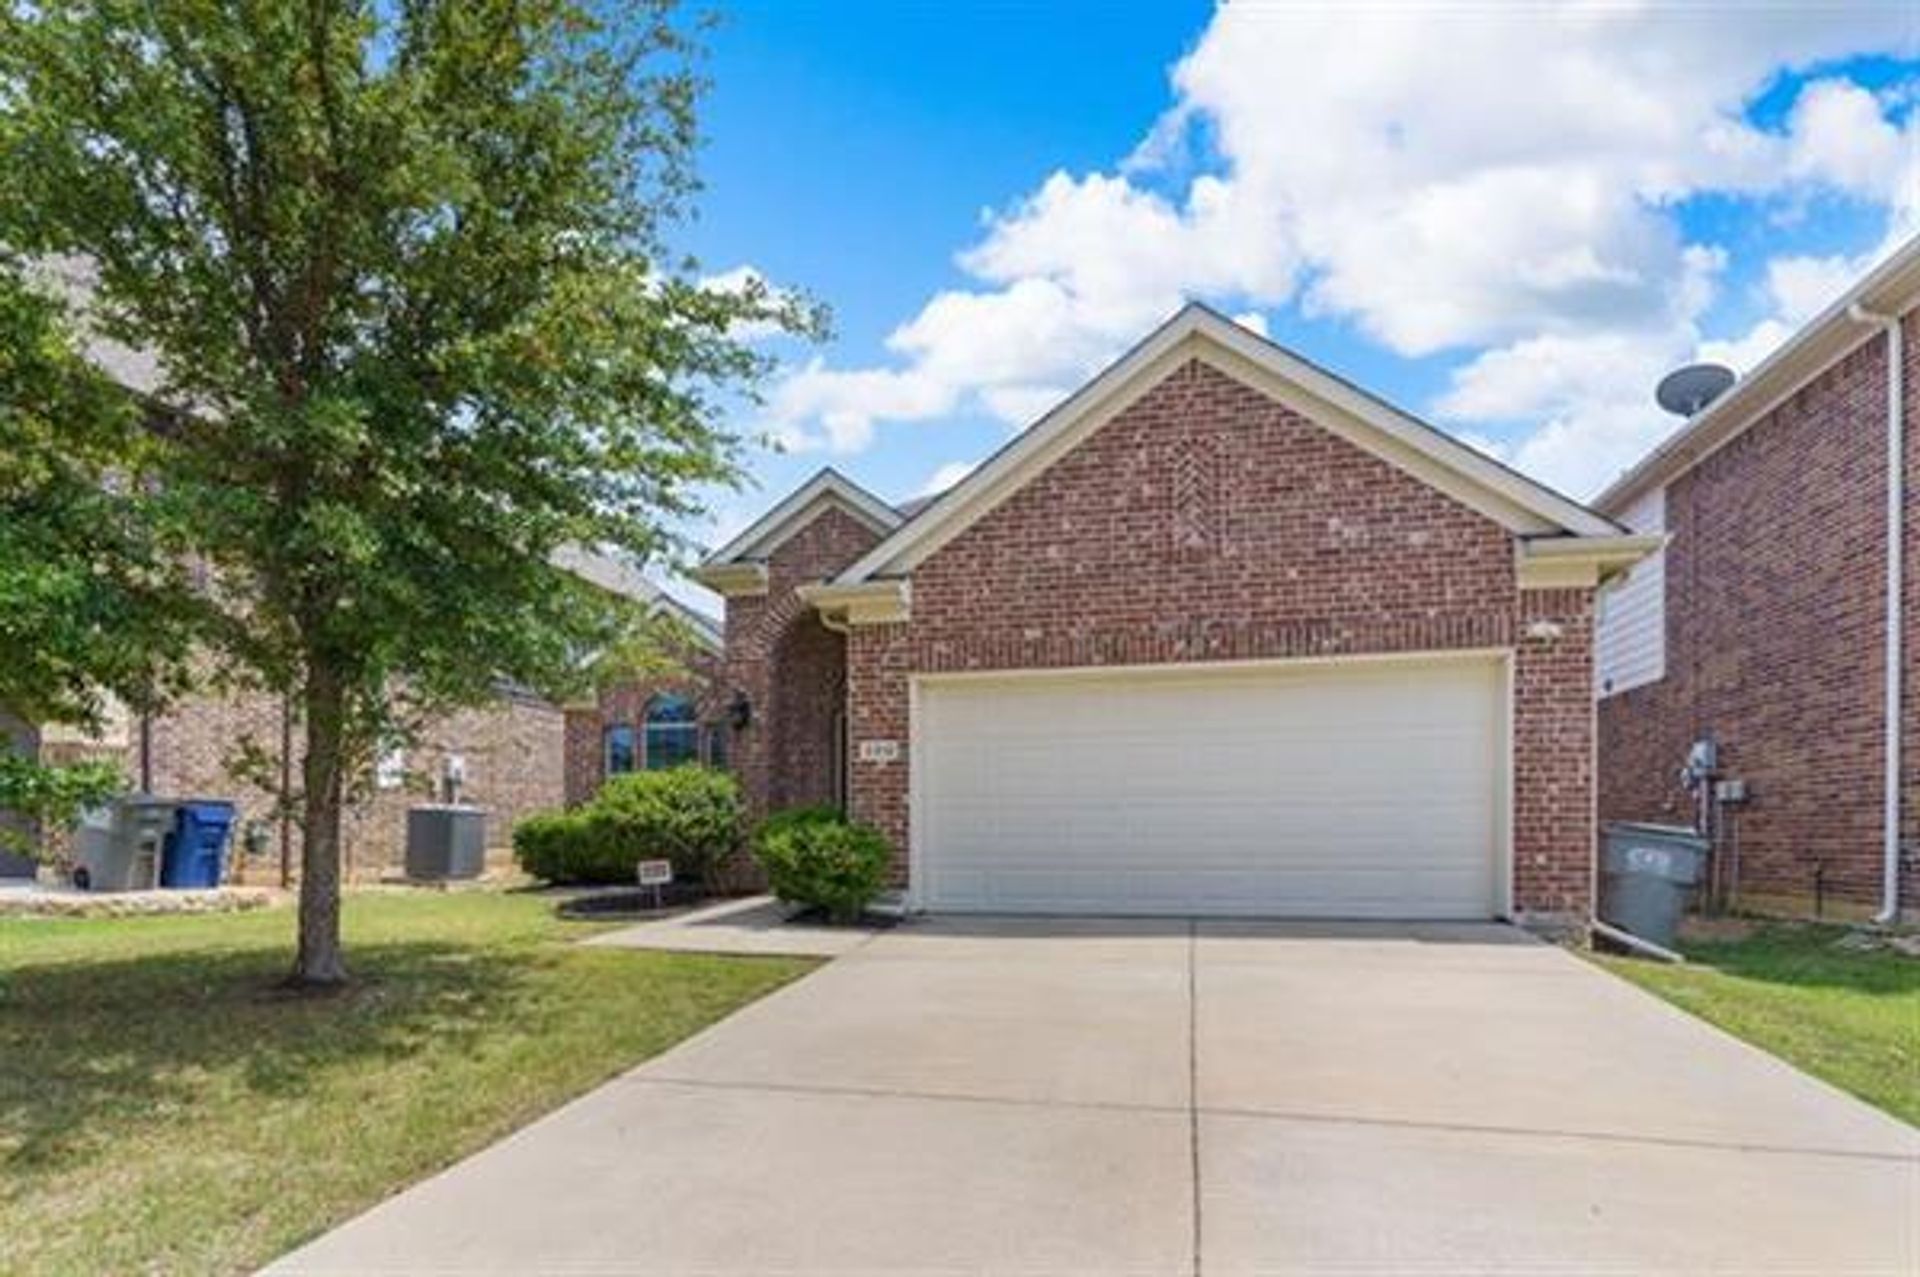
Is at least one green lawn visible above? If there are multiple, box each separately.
[1595,923,1919,1127]
[0,891,815,1276]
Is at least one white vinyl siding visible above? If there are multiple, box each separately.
[914,656,1504,919]
[1595,486,1666,698]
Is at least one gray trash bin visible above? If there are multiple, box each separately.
[1600,822,1709,949]
[405,804,488,880]
[71,796,178,891]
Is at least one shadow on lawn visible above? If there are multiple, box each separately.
[0,936,544,1177]
[1680,924,1920,998]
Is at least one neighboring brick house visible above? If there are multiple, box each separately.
[698,305,1652,925]
[1594,237,1920,921]
[3,260,729,884]
[2,546,715,885]
[555,547,728,806]
[138,678,567,883]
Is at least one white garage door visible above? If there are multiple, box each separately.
[915,657,1504,918]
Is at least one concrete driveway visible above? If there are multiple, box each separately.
[270,918,1919,1275]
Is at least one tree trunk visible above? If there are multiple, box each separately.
[291,662,350,986]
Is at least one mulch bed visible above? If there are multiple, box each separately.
[555,883,710,920]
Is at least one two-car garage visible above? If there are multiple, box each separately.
[912,655,1508,919]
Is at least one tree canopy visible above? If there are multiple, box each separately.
[0,0,817,980]
[0,260,194,842]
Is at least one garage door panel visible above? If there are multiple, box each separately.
[917,659,1503,919]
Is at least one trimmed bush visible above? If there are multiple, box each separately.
[513,766,742,887]
[751,806,890,924]
[510,809,635,885]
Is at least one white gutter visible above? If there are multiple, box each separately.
[1851,302,1906,926]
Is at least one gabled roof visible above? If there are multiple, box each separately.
[1594,233,1920,515]
[551,544,722,652]
[701,467,901,568]
[833,303,1622,586]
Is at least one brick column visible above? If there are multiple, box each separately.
[1512,586,1597,921]
[846,623,911,885]
[722,592,779,819]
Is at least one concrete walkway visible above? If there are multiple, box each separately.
[581,893,885,957]
[270,918,1919,1275]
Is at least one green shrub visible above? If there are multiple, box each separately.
[751,806,890,924]
[511,808,582,883]
[511,809,624,884]
[595,767,744,888]
[513,766,742,887]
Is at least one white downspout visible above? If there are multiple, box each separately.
[1852,302,1906,925]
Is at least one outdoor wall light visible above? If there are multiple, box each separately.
[728,690,753,730]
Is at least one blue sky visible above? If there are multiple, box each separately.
[666,2,1919,580]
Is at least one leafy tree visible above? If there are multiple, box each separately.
[1,1,817,983]
[0,260,193,848]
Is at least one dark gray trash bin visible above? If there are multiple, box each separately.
[405,804,488,880]
[1600,822,1709,949]
[72,796,178,891]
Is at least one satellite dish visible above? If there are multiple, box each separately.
[1656,363,1735,418]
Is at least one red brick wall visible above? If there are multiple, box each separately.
[562,647,723,806]
[143,682,564,882]
[721,505,878,816]
[1513,589,1596,915]
[1599,312,1920,912]
[844,358,1598,918]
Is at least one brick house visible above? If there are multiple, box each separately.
[698,305,1653,924]
[3,261,733,883]
[1,670,568,885]
[1594,237,1919,921]
[135,677,567,884]
[554,546,728,807]
[1,545,718,885]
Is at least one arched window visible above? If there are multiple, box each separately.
[603,724,636,776]
[643,693,698,770]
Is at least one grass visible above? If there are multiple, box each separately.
[0,890,816,1276]
[1594,922,1920,1126]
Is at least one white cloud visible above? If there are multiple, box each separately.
[916,459,979,498]
[1688,247,1876,375]
[1437,328,1697,496]
[1763,253,1861,326]
[1697,318,1794,377]
[765,360,953,453]
[1786,79,1920,222]
[754,3,1917,494]
[699,264,803,340]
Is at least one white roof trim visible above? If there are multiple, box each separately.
[702,467,901,567]
[1595,233,1920,515]
[1516,533,1664,590]
[796,579,911,626]
[835,305,1619,584]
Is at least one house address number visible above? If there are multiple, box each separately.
[857,739,901,763]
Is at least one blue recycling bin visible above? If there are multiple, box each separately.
[160,801,237,889]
